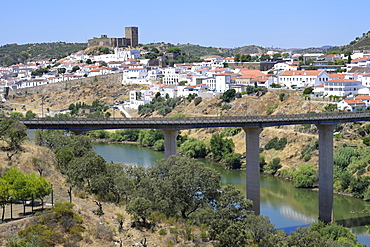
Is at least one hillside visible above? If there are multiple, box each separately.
[0,42,88,66]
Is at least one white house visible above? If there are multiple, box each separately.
[162,68,186,85]
[337,99,366,111]
[278,70,330,88]
[272,63,298,72]
[355,96,370,107]
[122,68,148,84]
[322,79,364,97]
[215,74,231,93]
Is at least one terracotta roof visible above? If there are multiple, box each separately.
[326,79,359,83]
[329,74,346,78]
[281,70,323,76]
[185,84,206,89]
[356,96,370,100]
[344,99,365,105]
[315,84,324,87]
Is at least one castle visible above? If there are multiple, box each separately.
[88,27,138,48]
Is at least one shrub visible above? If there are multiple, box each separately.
[158,228,167,235]
[293,164,317,188]
[194,97,202,106]
[224,153,243,169]
[264,137,287,150]
[265,157,282,175]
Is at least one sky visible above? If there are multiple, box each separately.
[2,0,370,49]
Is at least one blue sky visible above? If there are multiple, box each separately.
[2,0,370,49]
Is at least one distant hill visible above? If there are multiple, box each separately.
[0,42,87,66]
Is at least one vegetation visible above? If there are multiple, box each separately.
[8,202,84,246]
[0,167,52,221]
[29,129,364,246]
[68,99,110,118]
[264,137,287,151]
[0,42,87,66]
[138,93,182,116]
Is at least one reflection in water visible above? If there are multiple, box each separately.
[93,143,370,245]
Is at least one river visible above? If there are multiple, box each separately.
[93,142,370,245]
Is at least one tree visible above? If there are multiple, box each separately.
[126,197,152,224]
[86,59,93,64]
[265,158,282,175]
[293,164,317,188]
[71,65,80,73]
[0,178,12,221]
[178,138,208,158]
[0,118,28,150]
[25,110,36,118]
[145,53,158,59]
[147,156,222,219]
[210,133,234,161]
[224,153,243,169]
[57,68,66,74]
[166,47,181,54]
[234,54,240,62]
[303,87,314,95]
[221,89,236,103]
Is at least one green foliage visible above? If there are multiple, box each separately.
[210,133,234,161]
[265,103,278,115]
[303,87,314,95]
[10,112,24,118]
[153,139,165,151]
[193,97,202,106]
[0,42,87,66]
[221,89,236,103]
[31,68,50,77]
[221,127,242,137]
[363,136,370,146]
[224,153,243,169]
[279,93,286,101]
[178,138,208,158]
[264,137,287,150]
[67,99,109,117]
[293,164,317,188]
[265,157,282,175]
[126,197,153,224]
[0,118,28,150]
[138,96,182,116]
[15,202,84,246]
[166,46,181,53]
[25,110,37,118]
[324,103,337,112]
[138,129,164,147]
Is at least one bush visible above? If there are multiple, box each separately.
[153,140,165,151]
[158,228,167,235]
[293,164,316,188]
[224,153,243,169]
[264,137,287,150]
[194,97,202,106]
[265,157,282,175]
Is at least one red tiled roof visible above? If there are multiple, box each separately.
[281,70,323,76]
[344,99,365,105]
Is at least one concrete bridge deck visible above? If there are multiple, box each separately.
[17,111,370,131]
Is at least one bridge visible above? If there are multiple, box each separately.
[17,111,370,223]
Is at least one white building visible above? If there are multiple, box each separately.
[122,68,148,84]
[278,70,330,88]
[322,79,364,97]
[215,74,231,93]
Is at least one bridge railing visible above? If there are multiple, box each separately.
[9,110,370,128]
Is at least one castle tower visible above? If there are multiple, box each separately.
[125,27,139,47]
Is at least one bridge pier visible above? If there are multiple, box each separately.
[317,124,334,223]
[243,127,262,215]
[162,130,178,159]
